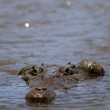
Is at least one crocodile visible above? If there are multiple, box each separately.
[18,60,105,103]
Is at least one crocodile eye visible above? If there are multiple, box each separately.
[29,66,39,76]
[32,66,44,73]
[38,68,43,73]
[59,67,64,73]
[65,68,70,73]
[70,65,76,69]
[32,66,37,72]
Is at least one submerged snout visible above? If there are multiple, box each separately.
[26,86,56,103]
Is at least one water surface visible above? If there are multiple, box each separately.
[0,0,110,110]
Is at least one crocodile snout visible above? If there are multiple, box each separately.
[26,86,56,103]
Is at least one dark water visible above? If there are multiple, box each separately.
[0,0,110,110]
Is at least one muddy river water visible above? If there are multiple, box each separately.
[0,0,110,110]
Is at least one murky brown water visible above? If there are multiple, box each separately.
[0,0,110,110]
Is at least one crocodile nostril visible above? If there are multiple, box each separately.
[35,87,47,91]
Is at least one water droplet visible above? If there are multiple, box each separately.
[24,23,30,28]
[66,1,71,6]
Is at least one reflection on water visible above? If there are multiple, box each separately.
[0,0,110,110]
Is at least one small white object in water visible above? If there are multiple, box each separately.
[66,1,71,6]
[24,23,30,28]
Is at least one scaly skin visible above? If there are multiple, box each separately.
[18,59,105,103]
[68,60,105,80]
[25,75,78,103]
